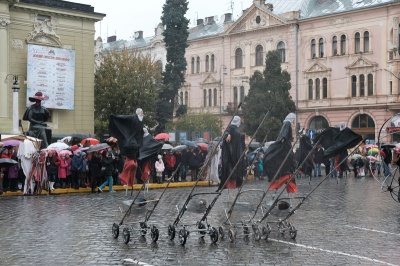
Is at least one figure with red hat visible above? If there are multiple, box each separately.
[22,91,51,149]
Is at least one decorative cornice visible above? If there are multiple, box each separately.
[26,20,61,47]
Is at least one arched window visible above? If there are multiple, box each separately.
[240,86,245,102]
[332,36,338,56]
[359,74,365,96]
[211,54,215,72]
[340,35,346,55]
[364,31,370,53]
[352,114,375,141]
[323,78,328,99]
[213,88,217,106]
[352,75,357,97]
[308,79,313,100]
[203,90,207,107]
[255,45,263,66]
[309,116,329,131]
[355,32,361,54]
[208,89,212,107]
[368,74,373,96]
[180,92,183,105]
[316,78,321,99]
[235,48,243,68]
[196,56,200,73]
[311,39,316,58]
[319,38,324,57]
[277,41,286,62]
[233,86,238,105]
[185,91,188,105]
[191,57,195,74]
[205,55,209,72]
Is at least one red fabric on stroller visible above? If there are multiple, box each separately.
[119,158,138,187]
[269,173,298,193]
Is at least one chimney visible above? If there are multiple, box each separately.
[260,0,266,4]
[266,3,273,11]
[107,35,116,43]
[224,13,232,22]
[205,16,215,25]
[135,31,143,39]
[197,18,204,25]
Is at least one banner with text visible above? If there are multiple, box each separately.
[26,44,75,110]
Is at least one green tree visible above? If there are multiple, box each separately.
[242,50,295,141]
[94,47,162,136]
[168,112,220,141]
[158,0,189,133]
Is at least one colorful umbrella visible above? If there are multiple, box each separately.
[364,144,378,150]
[58,150,72,156]
[2,140,21,147]
[366,155,377,162]
[81,138,99,146]
[196,142,208,151]
[155,133,172,140]
[47,142,69,150]
[367,148,379,156]
[350,153,364,160]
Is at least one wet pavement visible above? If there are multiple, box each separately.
[0,174,399,265]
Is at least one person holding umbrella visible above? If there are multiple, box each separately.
[382,145,392,176]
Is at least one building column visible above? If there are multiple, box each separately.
[0,17,10,118]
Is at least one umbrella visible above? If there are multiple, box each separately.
[350,153,364,160]
[60,136,72,143]
[87,143,109,153]
[367,148,379,156]
[0,158,18,168]
[364,144,378,150]
[381,143,396,149]
[249,142,261,149]
[196,142,208,151]
[181,140,197,147]
[366,155,377,162]
[172,145,187,152]
[58,150,72,156]
[323,128,363,158]
[2,140,21,147]
[47,142,69,150]
[155,133,171,140]
[81,138,99,146]
[162,143,173,150]
[313,127,340,150]
[194,138,209,144]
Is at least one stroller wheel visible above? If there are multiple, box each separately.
[123,227,130,244]
[243,225,250,236]
[253,225,261,241]
[210,227,219,243]
[228,229,235,243]
[179,228,188,245]
[218,226,225,239]
[261,224,271,240]
[150,226,159,242]
[168,224,176,240]
[197,222,206,235]
[112,223,119,238]
[289,225,297,239]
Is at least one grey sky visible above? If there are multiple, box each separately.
[76,0,253,40]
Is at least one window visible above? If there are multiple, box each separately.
[180,92,183,105]
[191,57,194,74]
[319,38,324,58]
[233,87,238,105]
[37,14,51,21]
[196,57,200,73]
[240,86,245,102]
[235,48,243,68]
[332,36,338,56]
[323,78,328,99]
[368,74,373,96]
[311,39,316,58]
[364,31,370,53]
[309,116,329,130]
[359,74,365,96]
[352,75,357,97]
[316,78,321,99]
[352,114,375,129]
[355,32,361,54]
[340,35,346,55]
[185,91,188,105]
[277,41,286,62]
[255,45,263,66]
[213,88,217,106]
[208,89,212,106]
[308,79,313,99]
[211,54,215,72]
[205,55,209,72]
[203,90,207,107]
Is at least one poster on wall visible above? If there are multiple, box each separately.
[26,44,75,110]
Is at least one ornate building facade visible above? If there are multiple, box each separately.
[0,0,104,137]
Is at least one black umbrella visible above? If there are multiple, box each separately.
[381,143,396,148]
[87,143,109,153]
[323,128,362,158]
[0,158,18,168]
[313,127,340,149]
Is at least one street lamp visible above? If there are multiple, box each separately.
[219,65,227,133]
[5,74,25,134]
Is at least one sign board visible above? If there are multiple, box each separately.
[308,129,316,139]
[26,44,75,110]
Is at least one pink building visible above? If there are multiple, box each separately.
[184,0,400,143]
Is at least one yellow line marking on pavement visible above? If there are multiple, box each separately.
[269,238,399,266]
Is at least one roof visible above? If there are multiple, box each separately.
[19,0,99,14]
[188,21,233,41]
[102,37,153,51]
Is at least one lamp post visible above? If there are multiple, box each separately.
[219,65,227,133]
[11,75,21,134]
